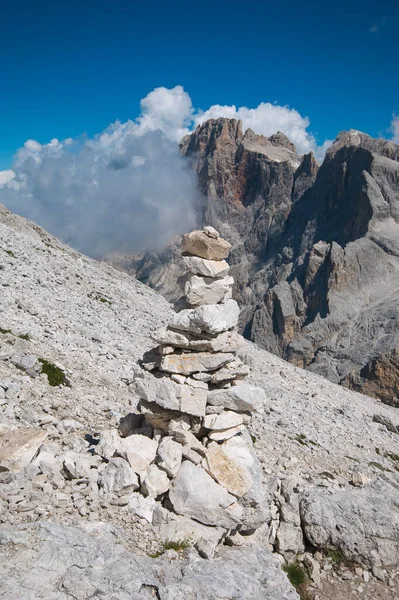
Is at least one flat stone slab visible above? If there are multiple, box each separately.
[160,351,234,375]
[168,460,241,529]
[182,230,231,260]
[202,439,254,497]
[171,299,240,335]
[0,428,48,472]
[185,275,233,306]
[183,255,230,278]
[207,384,265,413]
[153,328,244,353]
[118,435,158,475]
[136,376,207,417]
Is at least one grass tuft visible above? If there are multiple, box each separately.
[38,358,67,387]
[149,538,191,558]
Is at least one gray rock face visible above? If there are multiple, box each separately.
[0,521,299,600]
[300,480,399,568]
[168,460,240,528]
[114,120,399,405]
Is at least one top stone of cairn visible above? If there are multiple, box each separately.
[182,228,231,261]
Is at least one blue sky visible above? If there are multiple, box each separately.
[0,0,398,169]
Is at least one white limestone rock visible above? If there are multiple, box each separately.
[0,428,48,472]
[160,351,234,375]
[98,458,139,496]
[211,358,250,383]
[156,436,182,477]
[182,229,231,260]
[208,425,245,441]
[185,275,234,306]
[153,327,244,353]
[203,225,220,239]
[202,440,253,497]
[128,493,156,523]
[141,464,170,498]
[95,430,122,461]
[183,255,230,278]
[207,384,265,413]
[203,411,244,431]
[169,461,240,528]
[154,507,225,559]
[136,376,207,417]
[118,435,158,476]
[171,299,240,335]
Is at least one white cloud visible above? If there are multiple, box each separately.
[194,101,322,155]
[391,114,399,143]
[0,169,16,188]
[0,85,333,257]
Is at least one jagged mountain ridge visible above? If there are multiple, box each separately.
[112,120,399,406]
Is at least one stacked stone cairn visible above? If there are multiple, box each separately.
[114,227,268,554]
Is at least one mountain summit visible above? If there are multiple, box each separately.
[116,118,399,406]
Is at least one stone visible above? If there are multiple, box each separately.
[128,492,156,522]
[171,373,186,385]
[153,327,244,353]
[0,428,47,472]
[181,446,203,464]
[98,458,139,496]
[168,423,206,455]
[136,376,207,417]
[300,480,399,568]
[186,377,208,390]
[351,471,370,487]
[210,358,250,383]
[185,275,233,306]
[193,372,212,382]
[140,401,184,432]
[169,461,240,528]
[0,521,299,599]
[141,464,170,498]
[182,229,231,260]
[156,436,182,477]
[183,255,230,278]
[203,411,244,431]
[202,440,253,497]
[207,384,265,412]
[160,351,234,375]
[171,299,240,335]
[208,425,245,441]
[154,507,225,559]
[95,429,121,461]
[118,435,158,475]
[276,522,305,556]
[204,225,220,239]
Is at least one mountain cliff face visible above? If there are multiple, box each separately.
[110,120,399,406]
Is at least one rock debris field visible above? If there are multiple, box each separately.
[0,203,399,600]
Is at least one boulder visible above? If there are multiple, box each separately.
[171,299,240,335]
[160,351,234,375]
[210,358,250,383]
[300,480,399,568]
[118,435,158,475]
[182,229,231,260]
[185,275,233,306]
[95,429,122,461]
[153,327,244,353]
[203,225,220,238]
[128,493,157,522]
[207,384,265,412]
[203,411,244,431]
[136,377,207,417]
[156,436,182,477]
[168,461,240,529]
[202,440,253,497]
[183,255,230,278]
[0,428,48,472]
[154,507,226,559]
[141,464,170,498]
[98,458,139,496]
[208,425,245,441]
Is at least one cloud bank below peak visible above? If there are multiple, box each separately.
[3,84,393,258]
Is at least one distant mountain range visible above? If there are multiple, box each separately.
[109,119,399,407]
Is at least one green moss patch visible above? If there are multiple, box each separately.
[38,358,67,387]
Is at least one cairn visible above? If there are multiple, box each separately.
[120,227,267,541]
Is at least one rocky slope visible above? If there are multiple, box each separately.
[1,203,399,599]
[113,121,399,406]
